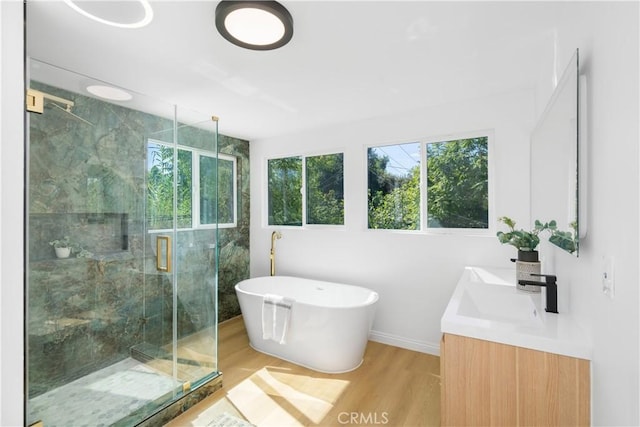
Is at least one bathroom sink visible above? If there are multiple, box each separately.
[457,284,542,325]
[467,266,514,286]
[441,266,592,360]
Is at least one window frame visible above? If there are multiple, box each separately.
[265,150,346,229]
[147,138,238,232]
[366,130,494,235]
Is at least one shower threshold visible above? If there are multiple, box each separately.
[131,342,214,368]
[130,340,216,382]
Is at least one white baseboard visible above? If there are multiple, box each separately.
[368,330,440,356]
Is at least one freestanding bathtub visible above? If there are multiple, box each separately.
[235,276,379,373]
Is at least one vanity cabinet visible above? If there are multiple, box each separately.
[440,333,590,426]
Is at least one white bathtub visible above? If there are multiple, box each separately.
[235,276,379,373]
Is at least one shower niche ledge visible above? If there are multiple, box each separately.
[30,212,129,262]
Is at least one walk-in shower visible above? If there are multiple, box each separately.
[26,59,221,426]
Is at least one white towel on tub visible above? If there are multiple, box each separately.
[262,294,294,344]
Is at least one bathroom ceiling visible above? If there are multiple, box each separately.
[26,1,561,141]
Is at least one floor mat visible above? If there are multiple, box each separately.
[207,411,256,427]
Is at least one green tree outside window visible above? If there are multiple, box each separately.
[367,136,488,230]
[147,141,236,229]
[367,144,420,230]
[267,153,345,226]
[427,137,488,229]
[268,157,303,226]
[306,153,344,225]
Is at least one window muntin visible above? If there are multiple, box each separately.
[367,135,489,231]
[267,153,345,227]
[147,140,237,230]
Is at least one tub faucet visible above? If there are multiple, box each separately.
[518,274,558,313]
[270,231,282,276]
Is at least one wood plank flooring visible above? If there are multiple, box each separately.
[166,316,441,426]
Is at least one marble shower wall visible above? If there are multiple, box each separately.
[218,133,250,322]
[27,82,250,397]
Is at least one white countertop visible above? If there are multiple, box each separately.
[441,266,592,360]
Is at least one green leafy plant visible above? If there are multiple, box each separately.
[548,221,577,254]
[49,235,72,249]
[497,217,577,254]
[496,217,554,252]
[49,236,93,258]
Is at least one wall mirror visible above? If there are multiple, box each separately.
[531,48,585,257]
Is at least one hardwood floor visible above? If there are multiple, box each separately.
[166,316,441,426]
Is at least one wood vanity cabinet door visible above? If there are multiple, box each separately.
[441,333,517,426]
[441,333,590,426]
[517,347,591,426]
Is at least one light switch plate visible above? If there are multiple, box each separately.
[602,255,615,299]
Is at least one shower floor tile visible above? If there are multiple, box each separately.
[27,357,181,427]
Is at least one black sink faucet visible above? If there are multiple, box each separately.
[518,274,558,314]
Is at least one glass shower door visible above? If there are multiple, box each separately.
[142,110,219,393]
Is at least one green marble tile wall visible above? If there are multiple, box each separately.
[218,133,250,322]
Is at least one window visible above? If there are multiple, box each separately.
[214,156,236,225]
[306,154,344,225]
[267,153,344,226]
[147,140,237,230]
[426,137,488,229]
[367,143,420,230]
[268,156,302,226]
[367,135,489,231]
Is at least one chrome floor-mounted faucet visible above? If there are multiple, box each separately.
[270,231,282,276]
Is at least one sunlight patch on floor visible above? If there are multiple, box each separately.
[227,367,350,426]
[180,397,245,427]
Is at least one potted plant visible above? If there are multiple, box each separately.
[49,236,93,259]
[496,216,554,262]
[49,236,72,258]
[497,216,556,291]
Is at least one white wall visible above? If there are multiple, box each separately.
[534,2,639,425]
[251,88,535,353]
[0,1,25,426]
[251,3,640,424]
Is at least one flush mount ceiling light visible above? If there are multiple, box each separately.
[63,0,154,29]
[215,1,293,50]
[86,85,133,101]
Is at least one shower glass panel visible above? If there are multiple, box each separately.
[26,59,219,426]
